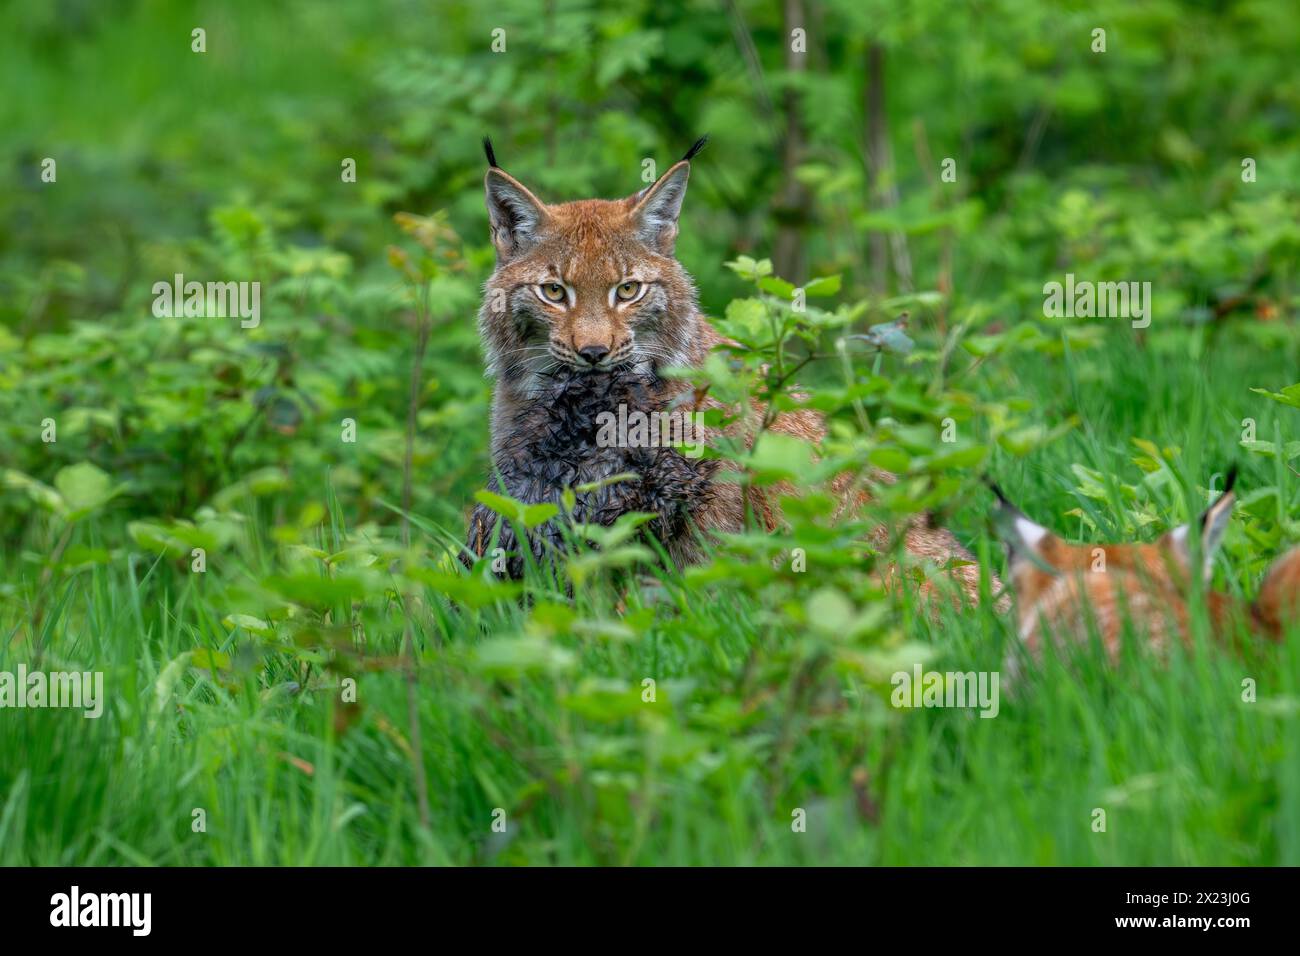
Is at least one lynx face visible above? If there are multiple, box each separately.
[479,150,703,397]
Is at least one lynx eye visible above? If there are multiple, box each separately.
[538,282,567,304]
[615,281,642,302]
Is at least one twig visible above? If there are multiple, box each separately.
[401,281,433,835]
[721,0,780,141]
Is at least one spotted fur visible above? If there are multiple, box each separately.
[993,474,1298,678]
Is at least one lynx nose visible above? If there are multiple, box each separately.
[577,344,610,366]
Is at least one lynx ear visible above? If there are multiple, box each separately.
[485,166,549,260]
[630,160,691,254]
[1167,469,1237,580]
[989,483,1059,577]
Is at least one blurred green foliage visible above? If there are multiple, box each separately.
[4,0,1299,533]
[1,0,1299,865]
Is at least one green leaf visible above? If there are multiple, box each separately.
[924,446,988,471]
[562,679,647,722]
[807,587,854,635]
[757,276,796,300]
[802,274,842,298]
[567,545,656,584]
[522,503,560,527]
[53,462,116,517]
[718,297,770,345]
[748,431,815,480]
[153,651,194,716]
[868,447,912,473]
[470,489,514,517]
[405,567,520,608]
[221,614,275,638]
[1250,383,1300,409]
[266,572,376,608]
[725,256,773,280]
[191,647,232,671]
[474,491,559,529]
[2,470,65,514]
[1240,440,1300,461]
[212,468,289,511]
[473,637,575,678]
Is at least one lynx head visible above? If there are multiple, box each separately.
[991,469,1238,614]
[478,137,707,394]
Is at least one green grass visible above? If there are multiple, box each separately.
[3,0,1299,869]
[4,322,1298,866]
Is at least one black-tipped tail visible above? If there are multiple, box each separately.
[483,137,498,168]
[682,134,709,162]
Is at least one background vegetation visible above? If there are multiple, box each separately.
[2,0,1298,864]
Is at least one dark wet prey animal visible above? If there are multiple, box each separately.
[464,366,719,577]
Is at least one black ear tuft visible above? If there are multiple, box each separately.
[985,479,1059,573]
[483,137,498,168]
[1220,464,1238,496]
[681,135,709,163]
[986,479,1014,507]
[1177,467,1239,579]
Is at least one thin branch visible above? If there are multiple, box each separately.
[400,281,433,835]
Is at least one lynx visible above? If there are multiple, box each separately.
[993,469,1299,676]
[466,137,992,604]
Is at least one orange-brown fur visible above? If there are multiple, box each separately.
[995,479,1297,676]
[1253,545,1300,640]
[474,141,992,602]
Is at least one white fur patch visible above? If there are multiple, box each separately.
[1015,517,1049,547]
